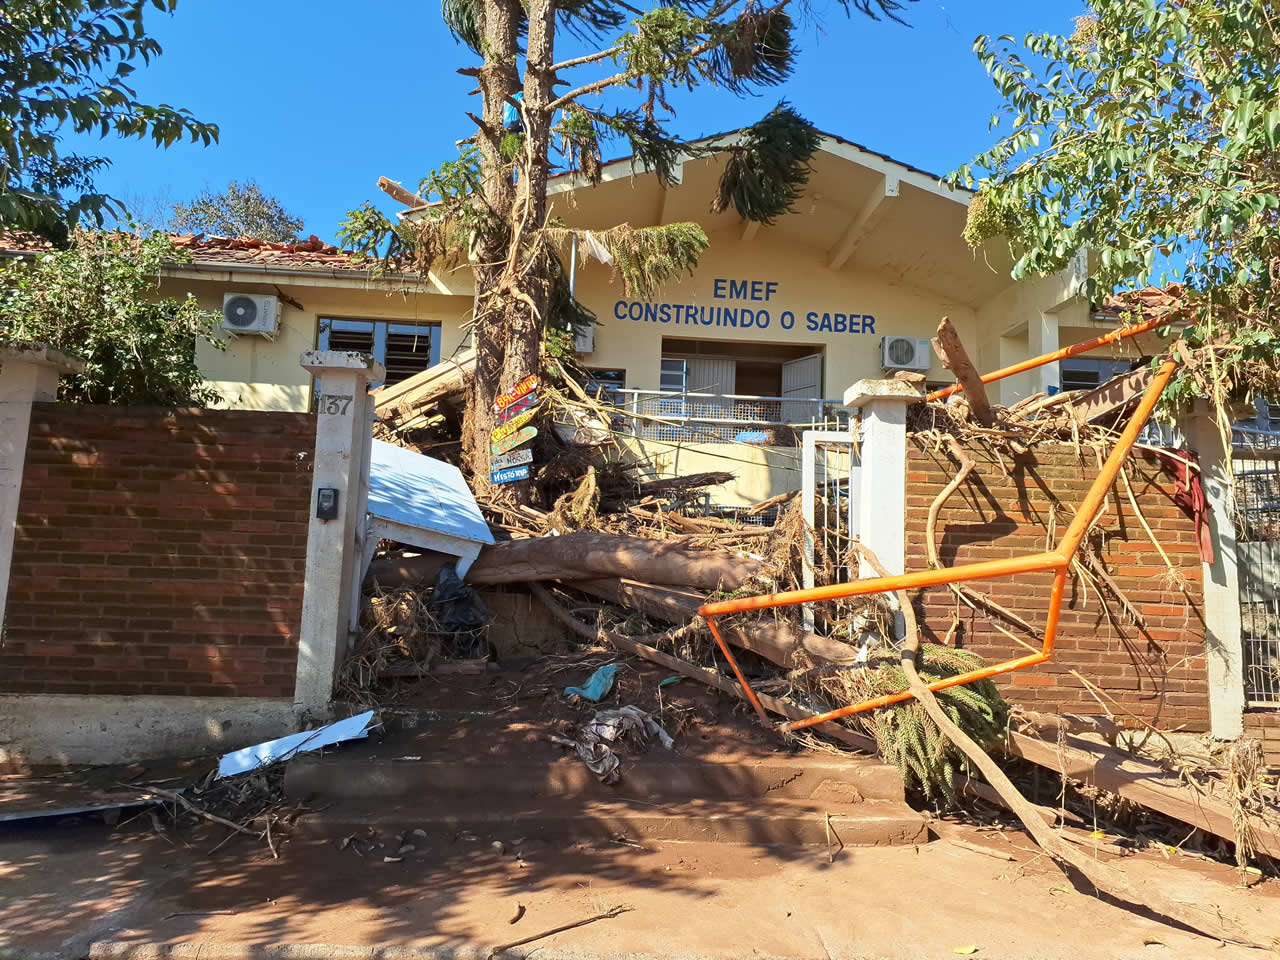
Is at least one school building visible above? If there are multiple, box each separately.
[3,130,1152,506]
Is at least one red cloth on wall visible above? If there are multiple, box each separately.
[1145,449,1213,565]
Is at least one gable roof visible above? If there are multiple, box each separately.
[398,126,971,221]
[547,129,973,204]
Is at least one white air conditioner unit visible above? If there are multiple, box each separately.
[880,335,931,372]
[222,294,279,336]
[574,325,595,354]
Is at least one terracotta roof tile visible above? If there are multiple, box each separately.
[167,232,373,272]
[0,230,381,274]
[1098,283,1189,323]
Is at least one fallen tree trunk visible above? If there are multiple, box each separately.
[528,583,877,754]
[373,349,477,429]
[1015,710,1122,747]
[635,472,734,498]
[570,577,707,623]
[369,533,765,592]
[1007,728,1280,860]
[567,577,859,668]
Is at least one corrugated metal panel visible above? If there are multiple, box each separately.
[686,358,736,394]
[781,353,823,425]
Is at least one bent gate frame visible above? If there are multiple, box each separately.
[697,317,1176,731]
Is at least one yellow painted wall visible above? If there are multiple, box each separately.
[575,224,982,398]
[617,435,855,507]
[618,436,804,504]
[160,272,473,412]
[973,253,1092,405]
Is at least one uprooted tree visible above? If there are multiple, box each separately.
[338,0,915,497]
[951,0,1280,421]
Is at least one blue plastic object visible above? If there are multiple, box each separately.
[564,663,621,702]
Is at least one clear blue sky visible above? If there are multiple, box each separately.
[71,0,1086,241]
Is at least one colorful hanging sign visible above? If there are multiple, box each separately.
[491,447,534,470]
[491,425,537,456]
[491,408,537,443]
[495,391,539,423]
[491,464,531,485]
[495,375,540,412]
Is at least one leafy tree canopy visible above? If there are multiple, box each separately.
[0,0,218,244]
[171,180,304,243]
[952,0,1280,408]
[0,230,223,405]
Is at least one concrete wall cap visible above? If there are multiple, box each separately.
[843,378,923,408]
[300,350,386,380]
[0,341,85,375]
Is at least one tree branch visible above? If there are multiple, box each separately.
[377,177,422,209]
[548,0,794,112]
[550,46,622,73]
[548,69,635,112]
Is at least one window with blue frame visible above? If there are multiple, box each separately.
[317,318,442,386]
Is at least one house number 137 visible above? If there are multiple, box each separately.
[319,394,353,415]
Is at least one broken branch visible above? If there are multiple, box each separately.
[377,176,423,209]
[932,316,995,426]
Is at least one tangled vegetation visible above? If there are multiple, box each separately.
[841,645,1009,802]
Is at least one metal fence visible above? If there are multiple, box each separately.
[801,429,860,630]
[609,389,848,445]
[1232,425,1280,704]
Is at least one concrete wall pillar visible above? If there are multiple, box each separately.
[1029,309,1061,396]
[844,378,922,578]
[0,344,83,636]
[1186,403,1246,739]
[293,351,383,717]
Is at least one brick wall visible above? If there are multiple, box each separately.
[1,404,314,698]
[905,439,1209,729]
[1243,710,1280,768]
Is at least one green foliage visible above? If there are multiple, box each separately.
[545,222,710,300]
[561,106,692,187]
[711,102,821,224]
[440,0,486,55]
[337,147,494,273]
[858,645,1010,803]
[555,106,605,184]
[0,231,223,405]
[705,9,796,94]
[499,133,525,161]
[171,180,303,242]
[0,0,218,243]
[950,0,1280,404]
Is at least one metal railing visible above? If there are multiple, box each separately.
[1232,424,1280,705]
[706,319,1176,731]
[607,389,847,445]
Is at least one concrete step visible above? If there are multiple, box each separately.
[285,750,905,805]
[295,795,928,847]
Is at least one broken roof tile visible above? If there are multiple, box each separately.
[0,230,390,275]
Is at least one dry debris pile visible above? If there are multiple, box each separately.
[351,316,1278,940]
